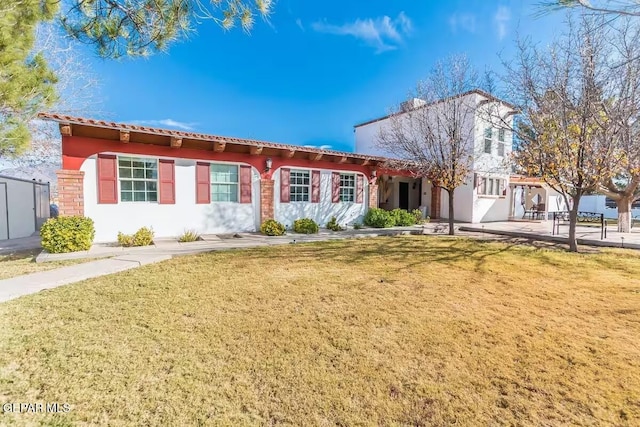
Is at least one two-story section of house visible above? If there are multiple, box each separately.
[354,89,517,223]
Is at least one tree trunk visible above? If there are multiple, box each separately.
[448,188,455,236]
[617,196,632,233]
[568,207,579,252]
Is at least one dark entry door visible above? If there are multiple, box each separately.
[399,182,409,210]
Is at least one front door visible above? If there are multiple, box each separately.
[399,182,409,210]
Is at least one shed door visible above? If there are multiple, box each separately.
[0,183,8,240]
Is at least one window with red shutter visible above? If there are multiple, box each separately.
[97,154,118,204]
[356,175,364,203]
[196,162,211,204]
[280,168,290,203]
[311,170,321,203]
[331,172,340,203]
[240,165,252,204]
[158,160,175,204]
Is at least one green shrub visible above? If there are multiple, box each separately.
[364,208,395,228]
[178,229,201,243]
[40,216,95,254]
[260,219,286,236]
[293,218,319,234]
[425,216,431,223]
[326,216,344,231]
[118,227,155,247]
[353,223,362,230]
[411,209,424,224]
[391,208,417,226]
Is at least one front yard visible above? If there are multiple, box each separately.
[0,249,92,281]
[0,236,639,425]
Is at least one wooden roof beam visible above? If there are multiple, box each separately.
[309,153,323,161]
[170,136,182,148]
[59,124,72,137]
[250,145,263,155]
[119,130,130,143]
[282,149,296,159]
[338,156,349,164]
[213,140,226,152]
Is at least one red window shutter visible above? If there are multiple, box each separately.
[311,170,321,203]
[158,159,175,204]
[97,154,117,204]
[356,175,364,203]
[196,162,210,204]
[332,172,340,203]
[240,165,252,204]
[280,168,290,203]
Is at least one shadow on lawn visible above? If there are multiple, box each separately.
[0,249,39,263]
[233,236,562,273]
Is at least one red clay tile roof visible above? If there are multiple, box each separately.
[38,112,393,162]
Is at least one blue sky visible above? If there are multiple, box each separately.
[85,0,565,153]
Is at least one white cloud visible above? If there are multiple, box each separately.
[449,13,477,34]
[304,144,333,150]
[129,119,197,131]
[311,12,412,53]
[296,18,305,31]
[494,6,511,41]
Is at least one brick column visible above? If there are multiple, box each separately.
[56,170,85,216]
[430,186,441,219]
[368,184,379,209]
[260,178,274,223]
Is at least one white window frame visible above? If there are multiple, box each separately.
[118,156,158,203]
[339,173,356,202]
[497,128,506,157]
[484,128,493,154]
[210,163,239,203]
[290,169,310,202]
[478,176,505,197]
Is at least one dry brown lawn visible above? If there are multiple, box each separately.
[0,249,93,281]
[0,236,639,426]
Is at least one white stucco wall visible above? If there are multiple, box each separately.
[272,167,368,228]
[82,155,260,242]
[579,194,640,219]
[0,176,37,239]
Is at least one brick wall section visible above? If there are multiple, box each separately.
[56,169,85,216]
[368,184,378,209]
[430,186,441,219]
[260,179,275,223]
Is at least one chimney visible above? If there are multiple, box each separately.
[400,98,427,112]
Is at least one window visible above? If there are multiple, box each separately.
[211,164,239,202]
[478,176,504,196]
[497,128,506,157]
[118,157,158,202]
[484,128,492,154]
[339,173,356,202]
[290,169,310,202]
[498,128,505,142]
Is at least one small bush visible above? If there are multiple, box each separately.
[425,216,430,223]
[326,216,344,232]
[178,229,201,242]
[40,216,95,254]
[411,209,424,224]
[260,219,286,236]
[364,208,395,228]
[293,218,319,234]
[391,208,417,226]
[118,227,154,247]
[353,223,362,230]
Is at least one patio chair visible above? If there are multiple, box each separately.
[535,203,546,220]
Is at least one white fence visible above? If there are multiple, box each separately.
[578,194,640,219]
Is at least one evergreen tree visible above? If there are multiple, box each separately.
[0,0,58,157]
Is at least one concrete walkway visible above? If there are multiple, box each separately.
[460,220,640,249]
[0,235,41,255]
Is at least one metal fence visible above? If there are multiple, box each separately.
[552,211,605,240]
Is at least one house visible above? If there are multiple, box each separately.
[0,175,50,240]
[40,113,412,242]
[354,89,518,223]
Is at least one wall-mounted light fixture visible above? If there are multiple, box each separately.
[370,170,377,179]
[265,158,273,172]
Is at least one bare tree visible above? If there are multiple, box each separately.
[500,15,623,251]
[539,0,640,17]
[11,22,102,169]
[376,54,480,236]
